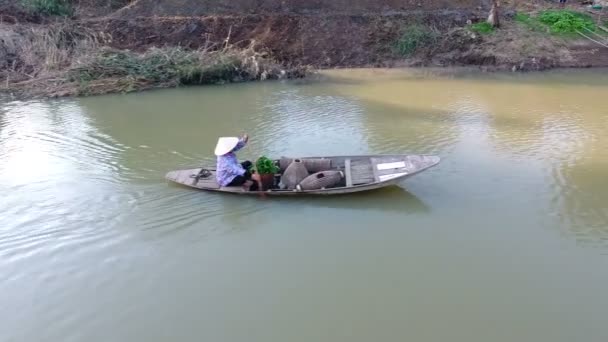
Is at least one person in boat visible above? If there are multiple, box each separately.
[215,134,261,189]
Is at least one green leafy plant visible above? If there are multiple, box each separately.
[255,156,279,175]
[394,25,438,57]
[538,10,595,33]
[470,22,495,34]
[22,0,73,16]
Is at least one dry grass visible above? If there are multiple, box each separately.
[1,24,306,97]
[0,23,100,79]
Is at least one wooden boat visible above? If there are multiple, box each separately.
[165,154,440,196]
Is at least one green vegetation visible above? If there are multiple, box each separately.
[69,48,247,86]
[22,0,73,16]
[394,25,438,56]
[514,12,531,22]
[67,47,295,95]
[539,10,595,33]
[255,156,279,175]
[470,22,495,34]
[515,10,596,35]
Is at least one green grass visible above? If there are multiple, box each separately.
[22,0,73,16]
[470,22,495,34]
[515,12,547,32]
[394,25,438,57]
[515,12,531,22]
[515,10,596,35]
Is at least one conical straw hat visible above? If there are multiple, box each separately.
[214,137,239,156]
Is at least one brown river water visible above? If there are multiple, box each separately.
[1,68,608,342]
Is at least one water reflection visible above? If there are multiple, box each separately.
[322,69,608,247]
[262,89,370,156]
[130,185,429,242]
[78,82,373,183]
[280,186,430,214]
[0,100,131,262]
[3,69,608,342]
[3,70,608,250]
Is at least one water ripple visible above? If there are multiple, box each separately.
[2,72,608,275]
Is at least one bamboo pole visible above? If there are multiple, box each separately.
[576,30,608,48]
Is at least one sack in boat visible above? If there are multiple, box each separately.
[297,171,344,191]
[280,157,332,173]
[280,159,309,190]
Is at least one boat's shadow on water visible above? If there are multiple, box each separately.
[271,186,430,214]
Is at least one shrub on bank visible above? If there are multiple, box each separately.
[1,24,306,97]
[394,25,438,57]
[538,10,595,33]
[67,47,289,95]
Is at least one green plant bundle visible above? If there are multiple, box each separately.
[538,10,595,33]
[255,156,279,175]
[22,0,73,16]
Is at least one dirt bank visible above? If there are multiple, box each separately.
[92,11,478,68]
[116,0,489,16]
[1,1,607,97]
[91,9,608,71]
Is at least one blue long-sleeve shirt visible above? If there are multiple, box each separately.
[216,139,247,186]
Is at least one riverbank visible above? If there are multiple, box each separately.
[1,1,607,97]
[0,23,307,97]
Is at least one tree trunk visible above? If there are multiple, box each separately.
[487,0,500,28]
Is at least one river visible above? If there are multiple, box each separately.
[1,68,608,342]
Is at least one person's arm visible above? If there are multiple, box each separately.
[232,134,248,152]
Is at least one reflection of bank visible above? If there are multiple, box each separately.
[260,86,371,157]
[323,69,608,247]
[443,73,608,248]
[463,77,608,246]
[556,159,608,247]
[325,72,461,155]
[80,82,372,181]
[550,113,608,247]
[78,83,298,181]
